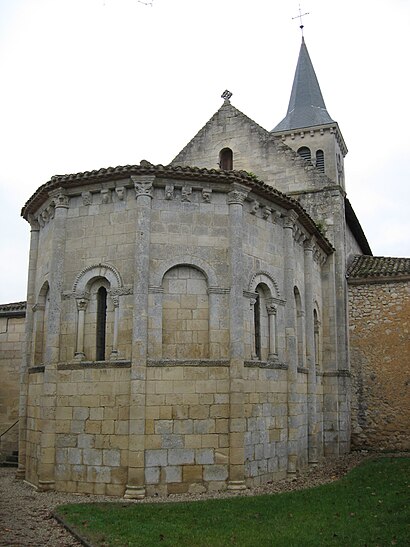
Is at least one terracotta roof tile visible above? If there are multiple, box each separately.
[347,256,410,280]
[20,162,334,254]
[0,301,27,315]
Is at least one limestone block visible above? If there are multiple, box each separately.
[146,449,167,467]
[168,449,195,465]
[171,419,191,434]
[203,465,228,482]
[195,448,214,465]
[86,466,111,483]
[183,465,203,482]
[102,449,121,467]
[161,434,184,449]
[145,466,160,484]
[83,448,103,466]
[67,448,82,465]
[194,419,215,435]
[164,466,182,483]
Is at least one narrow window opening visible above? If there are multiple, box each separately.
[314,309,320,368]
[96,286,107,361]
[219,148,233,170]
[297,146,311,163]
[316,150,325,172]
[254,294,261,359]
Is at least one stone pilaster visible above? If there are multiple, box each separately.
[321,254,340,456]
[283,210,298,474]
[38,190,69,491]
[304,238,319,463]
[226,185,248,491]
[17,218,40,479]
[330,191,350,454]
[124,175,154,499]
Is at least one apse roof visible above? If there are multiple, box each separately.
[272,37,335,132]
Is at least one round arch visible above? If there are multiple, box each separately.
[73,263,123,294]
[152,255,219,288]
[248,271,281,299]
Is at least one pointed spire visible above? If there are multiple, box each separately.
[272,38,334,132]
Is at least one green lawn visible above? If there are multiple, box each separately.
[55,457,409,546]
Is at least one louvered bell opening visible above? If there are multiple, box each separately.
[316,150,325,172]
[297,146,311,163]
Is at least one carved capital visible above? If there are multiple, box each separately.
[28,216,40,231]
[132,175,155,199]
[76,298,89,312]
[110,294,120,308]
[304,236,315,253]
[266,304,277,316]
[51,190,69,209]
[227,188,248,206]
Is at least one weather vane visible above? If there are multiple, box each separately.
[292,4,310,36]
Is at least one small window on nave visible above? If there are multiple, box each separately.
[219,148,233,170]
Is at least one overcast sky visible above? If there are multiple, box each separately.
[0,0,409,303]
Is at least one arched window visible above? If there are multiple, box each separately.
[297,146,311,163]
[294,287,305,367]
[254,292,261,359]
[33,282,49,365]
[219,148,233,170]
[96,286,107,361]
[253,283,271,361]
[314,309,321,368]
[315,150,325,172]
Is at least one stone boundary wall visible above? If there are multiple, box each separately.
[349,278,410,450]
[0,311,25,460]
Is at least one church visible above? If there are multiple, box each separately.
[0,37,408,497]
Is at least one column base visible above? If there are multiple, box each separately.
[15,465,26,480]
[287,455,298,475]
[124,484,146,499]
[227,480,247,491]
[38,479,55,492]
[74,352,85,361]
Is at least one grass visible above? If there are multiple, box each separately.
[55,457,409,546]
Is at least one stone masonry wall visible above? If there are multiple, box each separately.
[0,314,25,459]
[349,279,410,450]
[144,364,230,496]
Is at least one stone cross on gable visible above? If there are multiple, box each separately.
[221,90,233,102]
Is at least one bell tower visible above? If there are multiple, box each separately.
[271,37,347,190]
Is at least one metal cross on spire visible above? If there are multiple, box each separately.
[292,4,310,36]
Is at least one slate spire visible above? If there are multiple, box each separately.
[272,37,334,132]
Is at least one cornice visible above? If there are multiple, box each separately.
[21,162,334,255]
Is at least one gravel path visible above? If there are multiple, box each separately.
[0,451,395,546]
